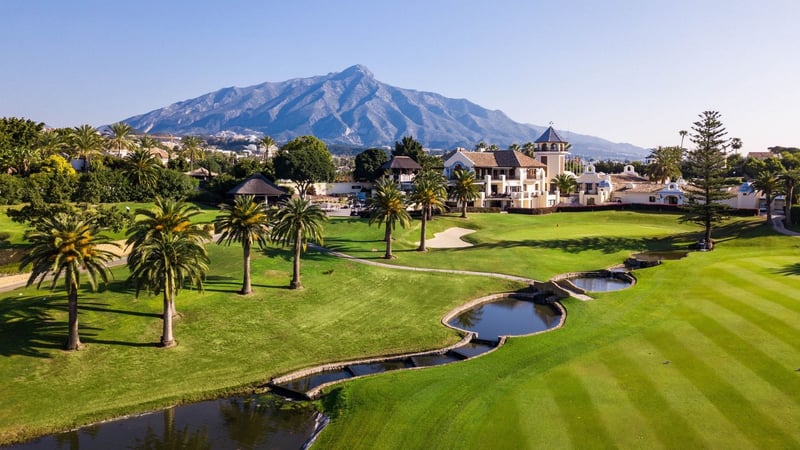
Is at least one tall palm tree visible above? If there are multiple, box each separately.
[451,168,479,218]
[125,148,162,195]
[215,195,271,294]
[69,124,104,171]
[367,177,411,259]
[781,169,800,226]
[679,130,688,149]
[521,142,536,157]
[645,146,683,183]
[107,122,136,157]
[730,137,743,153]
[269,197,327,289]
[126,197,209,320]
[752,169,782,224]
[138,135,160,151]
[36,130,65,157]
[551,173,577,200]
[127,230,209,347]
[411,171,447,251]
[259,135,276,162]
[20,213,118,350]
[179,136,205,170]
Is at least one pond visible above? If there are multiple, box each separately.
[569,276,631,292]
[447,296,562,341]
[632,250,689,262]
[4,394,320,450]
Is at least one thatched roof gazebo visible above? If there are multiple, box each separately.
[227,173,288,205]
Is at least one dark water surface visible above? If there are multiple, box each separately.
[447,297,561,341]
[4,394,319,450]
[570,277,631,292]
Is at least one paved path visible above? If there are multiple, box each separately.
[771,215,800,236]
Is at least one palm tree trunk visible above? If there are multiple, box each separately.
[418,213,427,252]
[161,284,176,347]
[786,183,795,227]
[384,225,393,259]
[290,229,302,289]
[766,192,773,224]
[66,285,81,351]
[461,199,467,219]
[241,240,252,294]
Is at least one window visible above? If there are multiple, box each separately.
[649,196,656,202]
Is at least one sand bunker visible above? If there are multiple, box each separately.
[426,227,476,248]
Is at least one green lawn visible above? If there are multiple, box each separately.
[0,242,519,444]
[325,211,703,280]
[316,214,800,448]
[2,210,799,448]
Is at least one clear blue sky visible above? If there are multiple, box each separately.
[2,0,798,153]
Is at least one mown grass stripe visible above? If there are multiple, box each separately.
[701,280,800,352]
[599,351,708,448]
[546,368,616,449]
[678,308,800,404]
[645,330,798,447]
[708,264,800,315]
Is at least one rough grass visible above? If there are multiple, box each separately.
[0,242,520,445]
[315,214,800,449]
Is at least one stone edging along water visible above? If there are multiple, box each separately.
[268,245,643,401]
[551,270,637,296]
[269,288,567,400]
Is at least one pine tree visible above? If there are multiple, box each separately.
[680,111,734,249]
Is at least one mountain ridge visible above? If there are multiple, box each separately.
[121,65,646,159]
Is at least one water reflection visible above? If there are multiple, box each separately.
[570,277,630,292]
[448,297,561,341]
[4,395,318,450]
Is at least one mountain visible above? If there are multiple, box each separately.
[121,64,646,160]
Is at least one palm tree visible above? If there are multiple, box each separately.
[451,168,479,218]
[679,130,688,149]
[508,143,521,152]
[645,146,683,183]
[367,177,411,259]
[215,195,271,294]
[551,173,577,201]
[259,135,276,162]
[730,137,743,153]
[138,135,161,151]
[69,124,104,171]
[36,130,65,157]
[127,230,209,347]
[107,122,135,157]
[521,142,536,157]
[781,169,800,226]
[752,169,782,224]
[126,197,209,320]
[269,197,327,289]
[411,170,447,251]
[125,148,162,195]
[20,213,118,350]
[179,135,205,170]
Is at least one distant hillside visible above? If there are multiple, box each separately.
[122,64,647,160]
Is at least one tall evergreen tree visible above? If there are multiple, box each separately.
[680,111,734,249]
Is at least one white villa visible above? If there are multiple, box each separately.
[440,126,772,213]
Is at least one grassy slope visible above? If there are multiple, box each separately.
[316,214,800,449]
[324,211,701,280]
[0,242,520,444]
